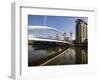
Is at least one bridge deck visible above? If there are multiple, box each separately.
[29,38,72,45]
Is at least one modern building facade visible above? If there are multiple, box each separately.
[75,19,88,44]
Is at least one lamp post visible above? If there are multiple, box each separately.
[44,16,47,26]
[70,32,73,43]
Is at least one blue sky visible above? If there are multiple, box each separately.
[28,15,88,40]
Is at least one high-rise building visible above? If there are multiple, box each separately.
[75,19,88,44]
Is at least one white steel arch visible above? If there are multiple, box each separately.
[29,26,64,37]
[28,26,69,44]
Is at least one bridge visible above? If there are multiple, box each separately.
[28,26,73,46]
[29,37,73,45]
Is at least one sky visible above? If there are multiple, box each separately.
[28,15,88,40]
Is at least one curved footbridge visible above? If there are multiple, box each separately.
[28,25,73,46]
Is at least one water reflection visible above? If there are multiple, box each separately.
[28,45,88,66]
[45,47,88,65]
[28,45,68,66]
[75,47,88,64]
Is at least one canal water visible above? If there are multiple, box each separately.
[28,45,88,66]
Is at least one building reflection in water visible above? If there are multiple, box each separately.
[75,47,88,64]
[44,47,87,65]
